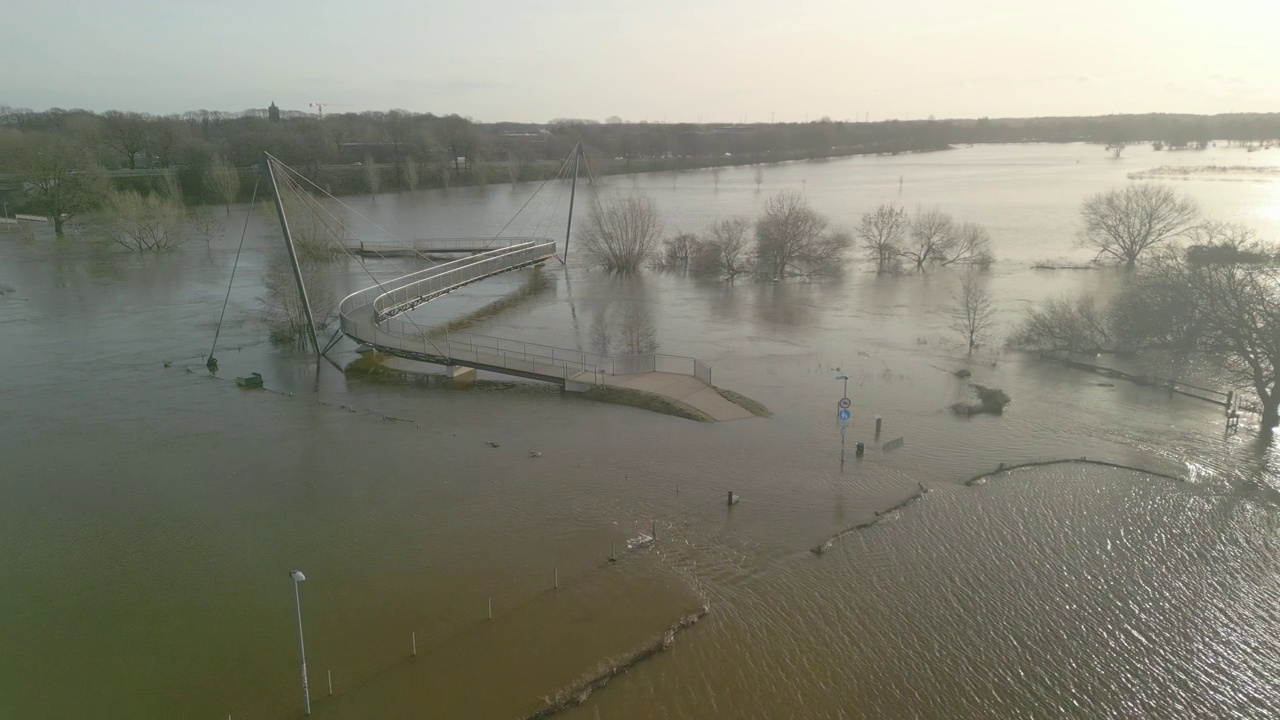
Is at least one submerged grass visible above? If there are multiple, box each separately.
[583,385,715,423]
[713,386,772,417]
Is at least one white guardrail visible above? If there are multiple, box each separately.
[337,241,712,385]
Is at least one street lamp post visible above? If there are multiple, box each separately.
[835,374,849,398]
[290,570,311,716]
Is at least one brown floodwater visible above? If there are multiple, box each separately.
[1,144,1277,719]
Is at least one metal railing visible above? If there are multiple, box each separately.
[373,242,555,321]
[352,237,547,254]
[336,242,715,387]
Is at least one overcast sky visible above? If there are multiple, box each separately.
[3,0,1277,122]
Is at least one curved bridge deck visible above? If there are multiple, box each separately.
[337,240,740,419]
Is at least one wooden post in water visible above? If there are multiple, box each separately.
[554,567,559,589]
[652,520,657,542]
[609,540,616,562]
[327,670,333,696]
[488,597,493,620]
[412,631,417,657]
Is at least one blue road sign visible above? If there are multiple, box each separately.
[837,408,852,424]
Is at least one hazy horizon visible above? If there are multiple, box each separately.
[3,0,1278,122]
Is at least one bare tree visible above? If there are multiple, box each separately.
[1011,296,1112,353]
[364,154,380,196]
[1113,250,1280,432]
[753,166,764,190]
[898,207,955,270]
[160,167,182,202]
[258,251,337,348]
[401,156,420,191]
[205,155,240,213]
[13,133,106,235]
[578,195,663,272]
[619,306,658,355]
[755,191,851,278]
[711,166,722,190]
[693,217,751,278]
[589,313,612,356]
[856,204,908,271]
[1079,184,1200,264]
[660,232,699,268]
[99,190,186,251]
[947,271,995,351]
[438,115,478,176]
[941,221,994,268]
[100,111,150,169]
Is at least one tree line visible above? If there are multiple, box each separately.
[579,190,995,280]
[6,104,1280,233]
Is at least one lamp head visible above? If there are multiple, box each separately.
[290,570,306,582]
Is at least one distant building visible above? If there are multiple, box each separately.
[268,101,280,123]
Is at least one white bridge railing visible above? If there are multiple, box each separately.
[337,240,713,386]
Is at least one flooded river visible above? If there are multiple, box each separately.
[1,144,1277,718]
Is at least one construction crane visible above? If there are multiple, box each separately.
[308,102,352,119]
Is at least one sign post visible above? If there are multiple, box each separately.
[836,400,851,466]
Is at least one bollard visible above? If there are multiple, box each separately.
[875,415,882,437]
[727,490,739,506]
[554,567,559,589]
[488,597,493,620]
[412,631,417,657]
[652,520,657,541]
[327,670,333,696]
[855,441,865,458]
[609,540,617,562]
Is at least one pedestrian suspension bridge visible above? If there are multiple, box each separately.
[212,151,751,421]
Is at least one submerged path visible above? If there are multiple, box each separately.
[337,239,748,421]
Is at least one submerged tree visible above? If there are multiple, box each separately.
[205,155,240,213]
[1010,296,1113,354]
[578,195,663,272]
[99,189,186,251]
[692,216,751,278]
[755,191,851,279]
[13,133,106,235]
[258,252,338,348]
[941,221,994,268]
[1113,249,1280,432]
[898,207,955,270]
[364,154,381,196]
[946,270,995,351]
[1079,184,1200,264]
[856,204,908,271]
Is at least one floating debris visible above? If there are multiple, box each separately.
[521,606,710,720]
[235,372,263,389]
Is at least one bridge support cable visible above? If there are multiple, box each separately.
[264,155,321,357]
[268,155,438,265]
[482,150,575,250]
[207,174,262,371]
[267,160,448,358]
